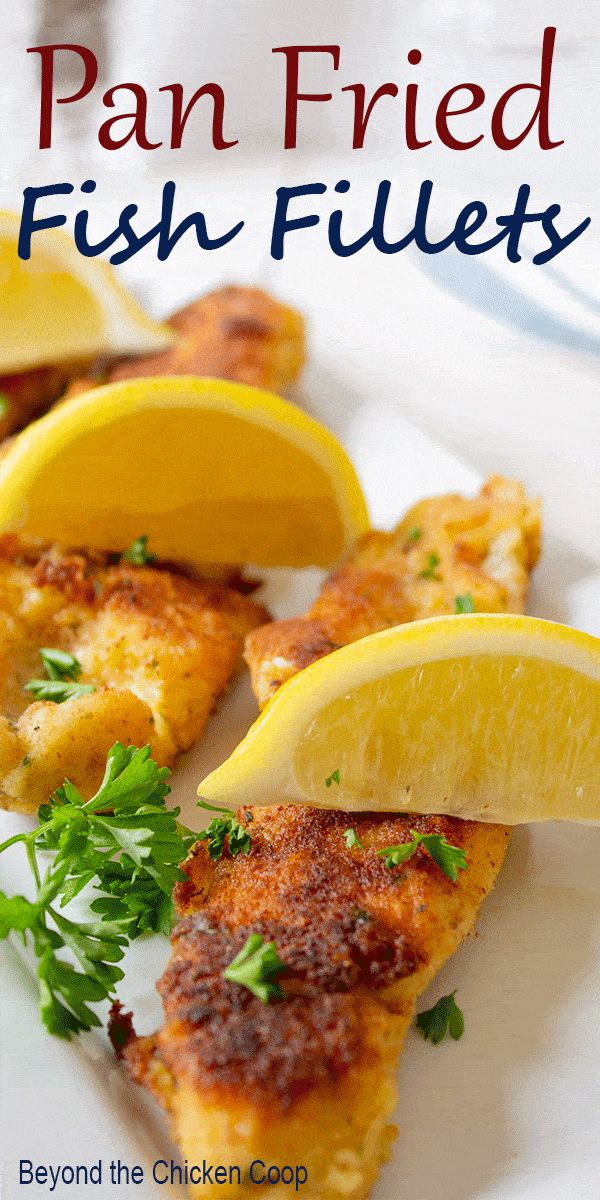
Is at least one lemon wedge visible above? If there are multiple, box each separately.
[199,614,600,823]
[0,376,369,568]
[0,210,172,373]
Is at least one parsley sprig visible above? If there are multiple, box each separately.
[378,831,468,882]
[122,535,156,566]
[416,991,465,1044]
[39,648,82,681]
[25,647,96,704]
[454,592,475,614]
[25,679,97,703]
[418,552,442,581]
[0,743,193,1038]
[224,933,287,1003]
[196,798,251,860]
[344,828,363,850]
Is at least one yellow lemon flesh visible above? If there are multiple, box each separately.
[0,210,171,373]
[0,376,369,568]
[200,614,600,823]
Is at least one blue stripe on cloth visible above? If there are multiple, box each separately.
[417,252,600,357]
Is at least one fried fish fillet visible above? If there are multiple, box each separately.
[126,809,509,1199]
[67,285,306,397]
[122,477,540,1199]
[246,475,541,707]
[0,541,268,814]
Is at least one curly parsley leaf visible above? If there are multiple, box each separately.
[378,830,468,883]
[224,933,287,1003]
[196,798,251,860]
[454,592,475,614]
[418,552,442,581]
[418,833,468,882]
[378,840,420,870]
[0,893,38,938]
[0,743,193,1037]
[325,768,341,787]
[122,535,156,566]
[416,991,465,1044]
[343,828,363,850]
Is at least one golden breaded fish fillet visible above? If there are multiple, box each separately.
[122,477,540,1199]
[68,285,306,397]
[0,541,268,813]
[246,475,540,707]
[126,809,509,1200]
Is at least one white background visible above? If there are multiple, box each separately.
[1,4,600,1199]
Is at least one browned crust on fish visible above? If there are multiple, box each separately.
[69,286,305,397]
[246,476,541,707]
[0,542,268,813]
[0,362,88,442]
[124,807,508,1116]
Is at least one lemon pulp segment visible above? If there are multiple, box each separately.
[294,653,600,821]
[199,615,600,824]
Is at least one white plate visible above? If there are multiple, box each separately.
[1,386,599,1200]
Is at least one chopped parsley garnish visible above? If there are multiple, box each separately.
[39,647,82,681]
[325,768,341,787]
[407,526,422,543]
[0,743,194,1038]
[418,552,442,581]
[196,798,251,860]
[454,592,475,614]
[25,647,95,704]
[352,906,371,923]
[122,535,156,566]
[344,828,363,850]
[416,991,464,1044]
[25,679,96,703]
[378,831,468,883]
[224,933,287,1003]
[0,392,9,418]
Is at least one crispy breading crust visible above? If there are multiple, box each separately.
[123,477,540,1199]
[0,542,268,813]
[0,362,88,442]
[125,809,509,1198]
[67,286,306,398]
[246,476,541,707]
